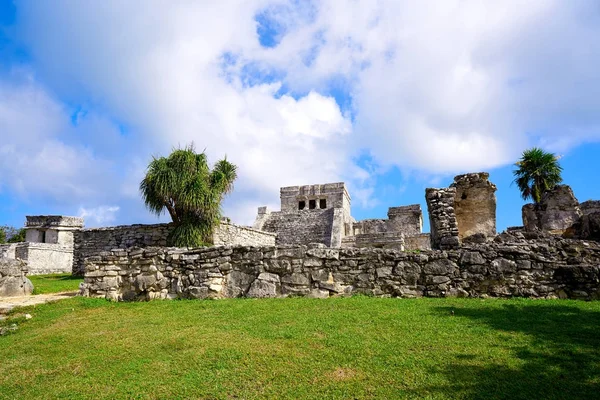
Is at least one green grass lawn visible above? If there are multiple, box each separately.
[29,273,83,294]
[0,297,599,399]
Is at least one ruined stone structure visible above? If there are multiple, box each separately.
[426,173,497,250]
[9,216,85,274]
[426,187,459,250]
[254,183,428,251]
[73,222,275,275]
[0,258,33,297]
[452,173,497,241]
[522,185,600,241]
[579,200,600,241]
[1,217,276,276]
[82,231,600,301]
[522,185,582,236]
[254,183,352,247]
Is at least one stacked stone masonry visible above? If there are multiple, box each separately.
[73,222,276,275]
[260,209,336,247]
[83,232,600,301]
[426,187,459,250]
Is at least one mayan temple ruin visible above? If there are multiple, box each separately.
[1,172,600,301]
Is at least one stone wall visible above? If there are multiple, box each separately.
[260,209,335,247]
[404,234,432,251]
[213,222,276,246]
[73,223,172,275]
[0,243,17,259]
[16,243,74,275]
[387,205,423,236]
[0,258,33,297]
[426,187,459,250]
[73,222,279,275]
[451,173,497,241]
[341,232,405,250]
[83,233,600,301]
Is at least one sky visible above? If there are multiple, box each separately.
[0,0,599,232]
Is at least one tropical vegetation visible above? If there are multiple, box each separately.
[513,147,563,204]
[140,145,237,247]
[0,226,26,244]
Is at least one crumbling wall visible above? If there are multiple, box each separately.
[579,200,600,240]
[387,205,423,236]
[522,185,582,235]
[0,258,33,297]
[73,223,172,275]
[82,233,600,301]
[73,222,273,275]
[452,173,497,241]
[426,187,459,250]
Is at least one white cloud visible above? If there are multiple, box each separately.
[4,0,600,225]
[78,205,120,226]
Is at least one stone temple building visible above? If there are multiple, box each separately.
[253,182,431,251]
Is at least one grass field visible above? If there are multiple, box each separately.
[0,297,599,399]
[29,273,83,294]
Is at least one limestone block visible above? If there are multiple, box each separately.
[247,277,280,298]
[522,185,582,235]
[0,259,33,297]
[224,270,256,297]
[451,172,497,241]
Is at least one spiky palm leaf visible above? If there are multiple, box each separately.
[513,147,563,204]
[139,145,238,247]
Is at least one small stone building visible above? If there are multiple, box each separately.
[16,216,84,274]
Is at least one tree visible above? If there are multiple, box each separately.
[0,226,26,243]
[140,145,237,247]
[7,228,26,243]
[513,147,563,204]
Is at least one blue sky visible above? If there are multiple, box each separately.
[1,1,599,232]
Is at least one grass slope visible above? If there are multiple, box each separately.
[0,297,599,399]
[29,274,83,294]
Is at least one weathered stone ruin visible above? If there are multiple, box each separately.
[2,170,600,302]
[82,231,600,301]
[426,173,497,249]
[452,173,497,242]
[254,183,352,247]
[254,182,429,251]
[0,258,33,297]
[579,200,600,240]
[426,187,459,250]
[8,216,84,275]
[522,185,582,236]
[522,185,600,240]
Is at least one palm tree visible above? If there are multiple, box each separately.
[140,145,237,247]
[513,147,563,204]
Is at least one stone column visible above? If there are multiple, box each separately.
[451,172,497,242]
[425,188,459,250]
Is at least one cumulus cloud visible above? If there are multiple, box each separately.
[4,0,599,225]
[78,205,120,227]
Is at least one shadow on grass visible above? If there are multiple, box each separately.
[425,303,600,400]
